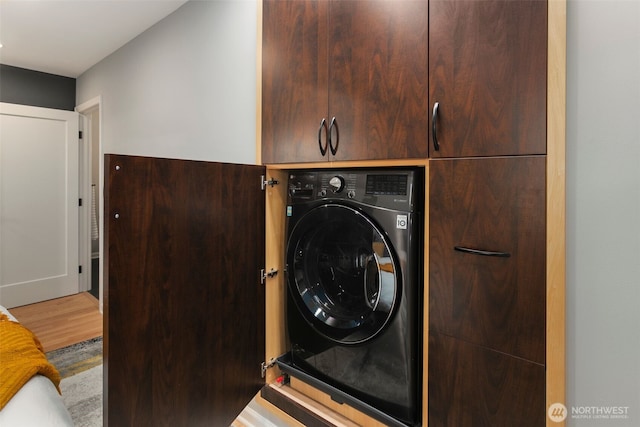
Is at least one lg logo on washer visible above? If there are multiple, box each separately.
[397,214,408,229]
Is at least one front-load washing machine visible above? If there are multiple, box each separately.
[277,168,423,426]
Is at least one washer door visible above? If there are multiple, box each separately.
[287,204,400,344]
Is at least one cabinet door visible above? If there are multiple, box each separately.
[105,155,266,426]
[329,0,428,161]
[428,332,545,427]
[262,0,329,164]
[429,0,547,157]
[429,157,546,425]
[429,157,546,364]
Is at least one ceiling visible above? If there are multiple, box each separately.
[0,0,189,78]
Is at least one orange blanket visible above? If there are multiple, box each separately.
[0,312,61,410]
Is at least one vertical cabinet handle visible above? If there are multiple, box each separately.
[318,118,328,156]
[432,102,440,152]
[328,117,339,156]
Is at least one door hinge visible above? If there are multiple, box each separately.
[79,265,83,274]
[79,198,83,207]
[261,175,280,190]
[261,268,278,285]
[261,358,277,378]
[79,131,83,139]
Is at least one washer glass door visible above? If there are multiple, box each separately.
[287,204,400,343]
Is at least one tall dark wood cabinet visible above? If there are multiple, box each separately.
[426,1,551,426]
[262,0,428,163]
[104,155,266,427]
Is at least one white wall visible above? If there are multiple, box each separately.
[566,0,640,425]
[76,0,258,164]
[76,0,640,424]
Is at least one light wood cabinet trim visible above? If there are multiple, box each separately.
[546,0,567,425]
[265,158,430,170]
[264,160,430,425]
[422,161,430,427]
[264,168,289,383]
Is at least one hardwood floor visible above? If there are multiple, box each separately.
[9,292,103,352]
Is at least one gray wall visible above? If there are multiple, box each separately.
[76,0,640,424]
[567,0,639,425]
[0,64,76,110]
[76,0,257,164]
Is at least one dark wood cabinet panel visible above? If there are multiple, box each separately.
[262,0,428,164]
[104,155,265,427]
[429,157,546,364]
[429,0,547,157]
[262,0,328,164]
[328,0,428,161]
[428,332,545,427]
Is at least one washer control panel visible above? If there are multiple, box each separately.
[288,168,420,212]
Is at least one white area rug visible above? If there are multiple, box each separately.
[59,364,102,427]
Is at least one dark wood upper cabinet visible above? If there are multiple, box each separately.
[427,2,550,425]
[327,1,428,161]
[429,0,547,158]
[262,0,328,164]
[262,0,428,164]
[104,155,266,427]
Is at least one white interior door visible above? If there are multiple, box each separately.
[0,102,80,308]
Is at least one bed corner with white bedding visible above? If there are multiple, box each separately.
[0,305,74,426]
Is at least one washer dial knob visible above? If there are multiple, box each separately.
[329,176,345,193]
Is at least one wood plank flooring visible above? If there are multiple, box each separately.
[9,292,103,352]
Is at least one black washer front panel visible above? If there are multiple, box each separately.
[283,168,423,427]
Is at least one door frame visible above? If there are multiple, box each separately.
[76,96,103,312]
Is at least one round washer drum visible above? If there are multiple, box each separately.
[287,203,401,344]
